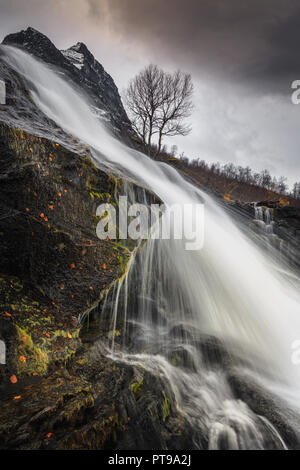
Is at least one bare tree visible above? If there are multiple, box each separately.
[124,65,163,152]
[293,182,300,199]
[124,64,193,157]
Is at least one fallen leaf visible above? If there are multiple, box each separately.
[70,263,76,269]
[40,213,45,218]
[46,433,53,438]
[13,395,21,400]
[67,333,72,339]
[19,355,26,363]
[10,375,18,384]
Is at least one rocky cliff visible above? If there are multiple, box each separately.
[2,27,133,139]
[0,28,193,450]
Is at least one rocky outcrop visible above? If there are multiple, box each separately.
[0,122,130,378]
[2,27,133,138]
[0,334,193,450]
[0,121,192,450]
[0,36,191,448]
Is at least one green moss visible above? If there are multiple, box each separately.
[56,392,94,424]
[130,377,144,397]
[162,396,170,422]
[14,326,49,376]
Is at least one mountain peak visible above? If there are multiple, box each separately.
[2,27,132,134]
[3,26,53,48]
[71,42,90,55]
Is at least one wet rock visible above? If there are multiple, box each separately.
[0,123,135,382]
[0,336,195,450]
[227,368,300,449]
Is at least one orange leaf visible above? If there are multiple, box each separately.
[25,208,30,212]
[49,205,54,210]
[58,192,62,197]
[5,312,11,317]
[13,395,21,400]
[19,355,26,363]
[45,333,50,338]
[33,371,38,376]
[46,433,53,438]
[70,263,76,269]
[40,213,45,218]
[67,333,72,339]
[10,375,18,384]
[102,264,107,270]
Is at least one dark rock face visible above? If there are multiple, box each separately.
[0,336,194,450]
[0,122,131,382]
[2,27,132,138]
[0,122,192,450]
[0,40,189,448]
[228,369,300,450]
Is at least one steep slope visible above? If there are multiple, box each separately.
[2,27,132,138]
[0,31,194,451]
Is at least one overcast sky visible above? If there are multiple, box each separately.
[1,0,300,185]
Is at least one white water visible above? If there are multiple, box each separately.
[3,46,300,449]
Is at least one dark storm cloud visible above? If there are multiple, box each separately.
[88,0,300,93]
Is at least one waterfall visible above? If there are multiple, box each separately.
[3,45,300,449]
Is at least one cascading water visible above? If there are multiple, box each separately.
[2,45,300,449]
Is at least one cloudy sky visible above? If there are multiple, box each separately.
[1,0,300,185]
